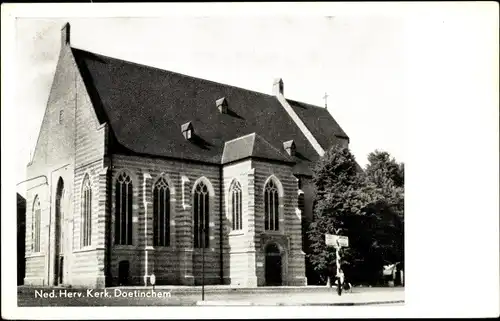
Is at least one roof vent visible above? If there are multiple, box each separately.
[283,140,296,156]
[216,97,228,114]
[181,122,194,140]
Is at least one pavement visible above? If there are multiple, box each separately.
[195,287,405,306]
[17,285,404,307]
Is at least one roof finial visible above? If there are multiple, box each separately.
[61,22,71,45]
[323,92,329,109]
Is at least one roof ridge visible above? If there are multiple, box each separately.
[286,98,325,110]
[286,97,350,139]
[70,46,277,100]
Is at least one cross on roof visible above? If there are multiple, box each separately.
[323,92,329,109]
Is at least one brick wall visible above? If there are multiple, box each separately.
[24,38,107,287]
[70,63,107,287]
[108,155,223,286]
[252,160,307,286]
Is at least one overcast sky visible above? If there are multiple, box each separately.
[15,16,405,182]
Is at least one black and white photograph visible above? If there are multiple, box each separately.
[2,2,499,319]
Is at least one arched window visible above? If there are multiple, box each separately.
[230,180,242,231]
[32,196,41,252]
[115,172,133,245]
[153,177,170,247]
[81,175,92,248]
[264,179,280,231]
[194,181,209,248]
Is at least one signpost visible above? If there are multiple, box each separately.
[325,233,349,296]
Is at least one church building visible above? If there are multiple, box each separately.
[24,23,350,288]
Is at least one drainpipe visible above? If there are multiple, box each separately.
[105,154,113,287]
[143,173,152,286]
[219,165,224,283]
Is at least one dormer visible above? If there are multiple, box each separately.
[216,97,228,114]
[283,140,296,156]
[181,122,194,140]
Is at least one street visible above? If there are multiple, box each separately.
[17,286,404,307]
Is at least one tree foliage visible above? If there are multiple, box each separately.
[365,150,405,268]
[307,146,404,285]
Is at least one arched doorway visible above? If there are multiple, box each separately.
[265,243,282,286]
[54,178,64,286]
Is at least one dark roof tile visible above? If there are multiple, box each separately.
[287,99,349,149]
[71,47,348,174]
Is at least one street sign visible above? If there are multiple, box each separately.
[337,236,349,247]
[325,234,336,246]
[325,234,349,248]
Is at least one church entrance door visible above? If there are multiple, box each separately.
[265,243,282,286]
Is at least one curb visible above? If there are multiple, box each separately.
[306,300,405,306]
[195,300,405,306]
[196,301,253,306]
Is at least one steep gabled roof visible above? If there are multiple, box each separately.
[286,99,349,149]
[71,47,349,175]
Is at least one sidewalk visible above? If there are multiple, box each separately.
[196,287,405,306]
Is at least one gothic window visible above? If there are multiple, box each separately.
[264,179,280,231]
[81,175,92,248]
[32,196,41,252]
[153,177,170,247]
[230,180,242,231]
[193,181,209,248]
[115,172,133,245]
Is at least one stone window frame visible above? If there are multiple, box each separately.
[80,173,92,249]
[113,169,137,246]
[191,176,215,250]
[228,179,243,232]
[263,175,285,234]
[151,173,176,248]
[32,195,41,253]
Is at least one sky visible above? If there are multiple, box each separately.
[14,16,405,183]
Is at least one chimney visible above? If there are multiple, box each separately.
[61,22,71,46]
[273,78,284,96]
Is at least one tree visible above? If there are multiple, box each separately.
[365,150,405,276]
[307,146,405,286]
[365,150,404,189]
[307,145,380,285]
